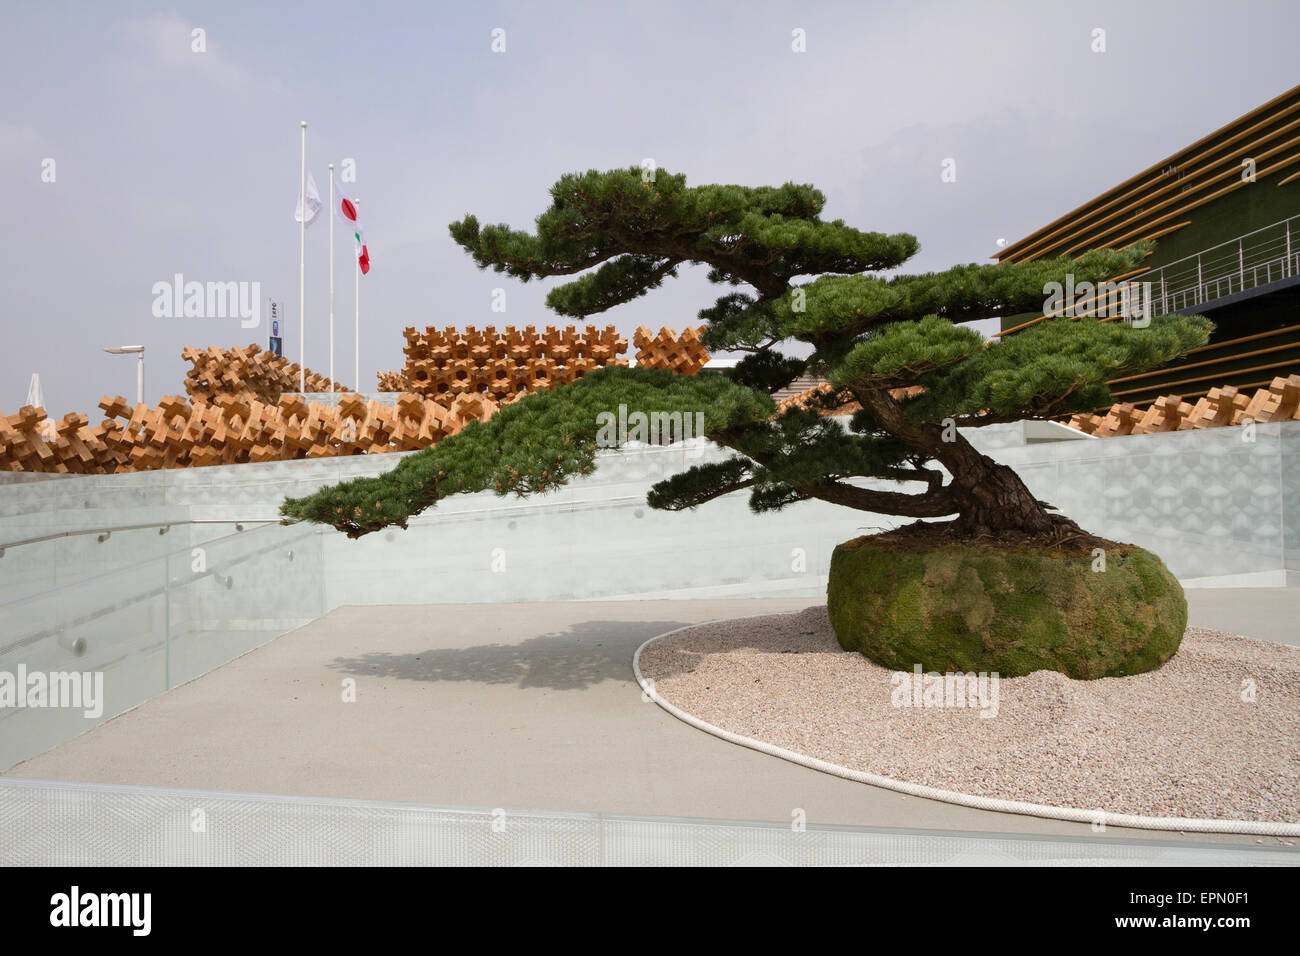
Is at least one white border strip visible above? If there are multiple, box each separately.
[633,615,1300,838]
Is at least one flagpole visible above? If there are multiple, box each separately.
[354,198,360,392]
[298,121,307,393]
[329,163,335,393]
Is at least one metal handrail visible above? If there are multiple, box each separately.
[0,518,280,557]
[1147,212,1300,274]
[1144,213,1300,313]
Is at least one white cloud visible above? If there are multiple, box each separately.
[123,13,258,92]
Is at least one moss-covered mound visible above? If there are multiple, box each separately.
[827,535,1186,679]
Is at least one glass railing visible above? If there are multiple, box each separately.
[0,521,325,770]
[0,519,281,604]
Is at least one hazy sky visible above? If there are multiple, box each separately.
[4,0,1297,418]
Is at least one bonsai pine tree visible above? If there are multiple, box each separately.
[281,167,1209,678]
[283,167,1207,541]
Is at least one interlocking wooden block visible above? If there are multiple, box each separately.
[1132,394,1191,434]
[380,324,630,397]
[1244,373,1300,422]
[1065,374,1300,437]
[1183,386,1250,429]
[633,325,711,375]
[184,343,350,403]
[1092,403,1142,437]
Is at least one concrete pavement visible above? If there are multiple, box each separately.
[7,595,1298,848]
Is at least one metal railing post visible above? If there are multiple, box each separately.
[1239,238,1245,293]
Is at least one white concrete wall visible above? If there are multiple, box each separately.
[2,420,1297,610]
[320,438,859,607]
[317,420,1300,605]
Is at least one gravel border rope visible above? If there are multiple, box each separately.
[632,612,1300,837]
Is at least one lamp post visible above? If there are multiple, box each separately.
[103,345,145,405]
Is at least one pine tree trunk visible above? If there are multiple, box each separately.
[941,441,1061,536]
[855,386,1066,538]
[842,386,1087,540]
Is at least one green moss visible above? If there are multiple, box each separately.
[827,537,1186,679]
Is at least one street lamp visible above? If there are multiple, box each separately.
[103,345,145,404]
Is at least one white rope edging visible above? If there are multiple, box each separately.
[632,616,1300,838]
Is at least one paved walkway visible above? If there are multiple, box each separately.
[7,595,1298,847]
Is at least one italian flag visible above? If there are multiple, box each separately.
[333,172,370,275]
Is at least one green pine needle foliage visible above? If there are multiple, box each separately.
[283,167,1212,536]
[281,367,769,537]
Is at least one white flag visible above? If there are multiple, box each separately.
[294,170,323,227]
[26,373,44,409]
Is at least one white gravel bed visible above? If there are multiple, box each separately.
[636,606,1300,825]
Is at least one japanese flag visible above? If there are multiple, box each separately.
[333,171,370,275]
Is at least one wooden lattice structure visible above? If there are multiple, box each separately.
[5,332,1295,472]
[1067,374,1300,437]
[0,390,509,474]
[633,325,710,376]
[183,344,350,404]
[0,325,715,474]
[377,324,630,398]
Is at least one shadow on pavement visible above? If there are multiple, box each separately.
[325,618,689,690]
